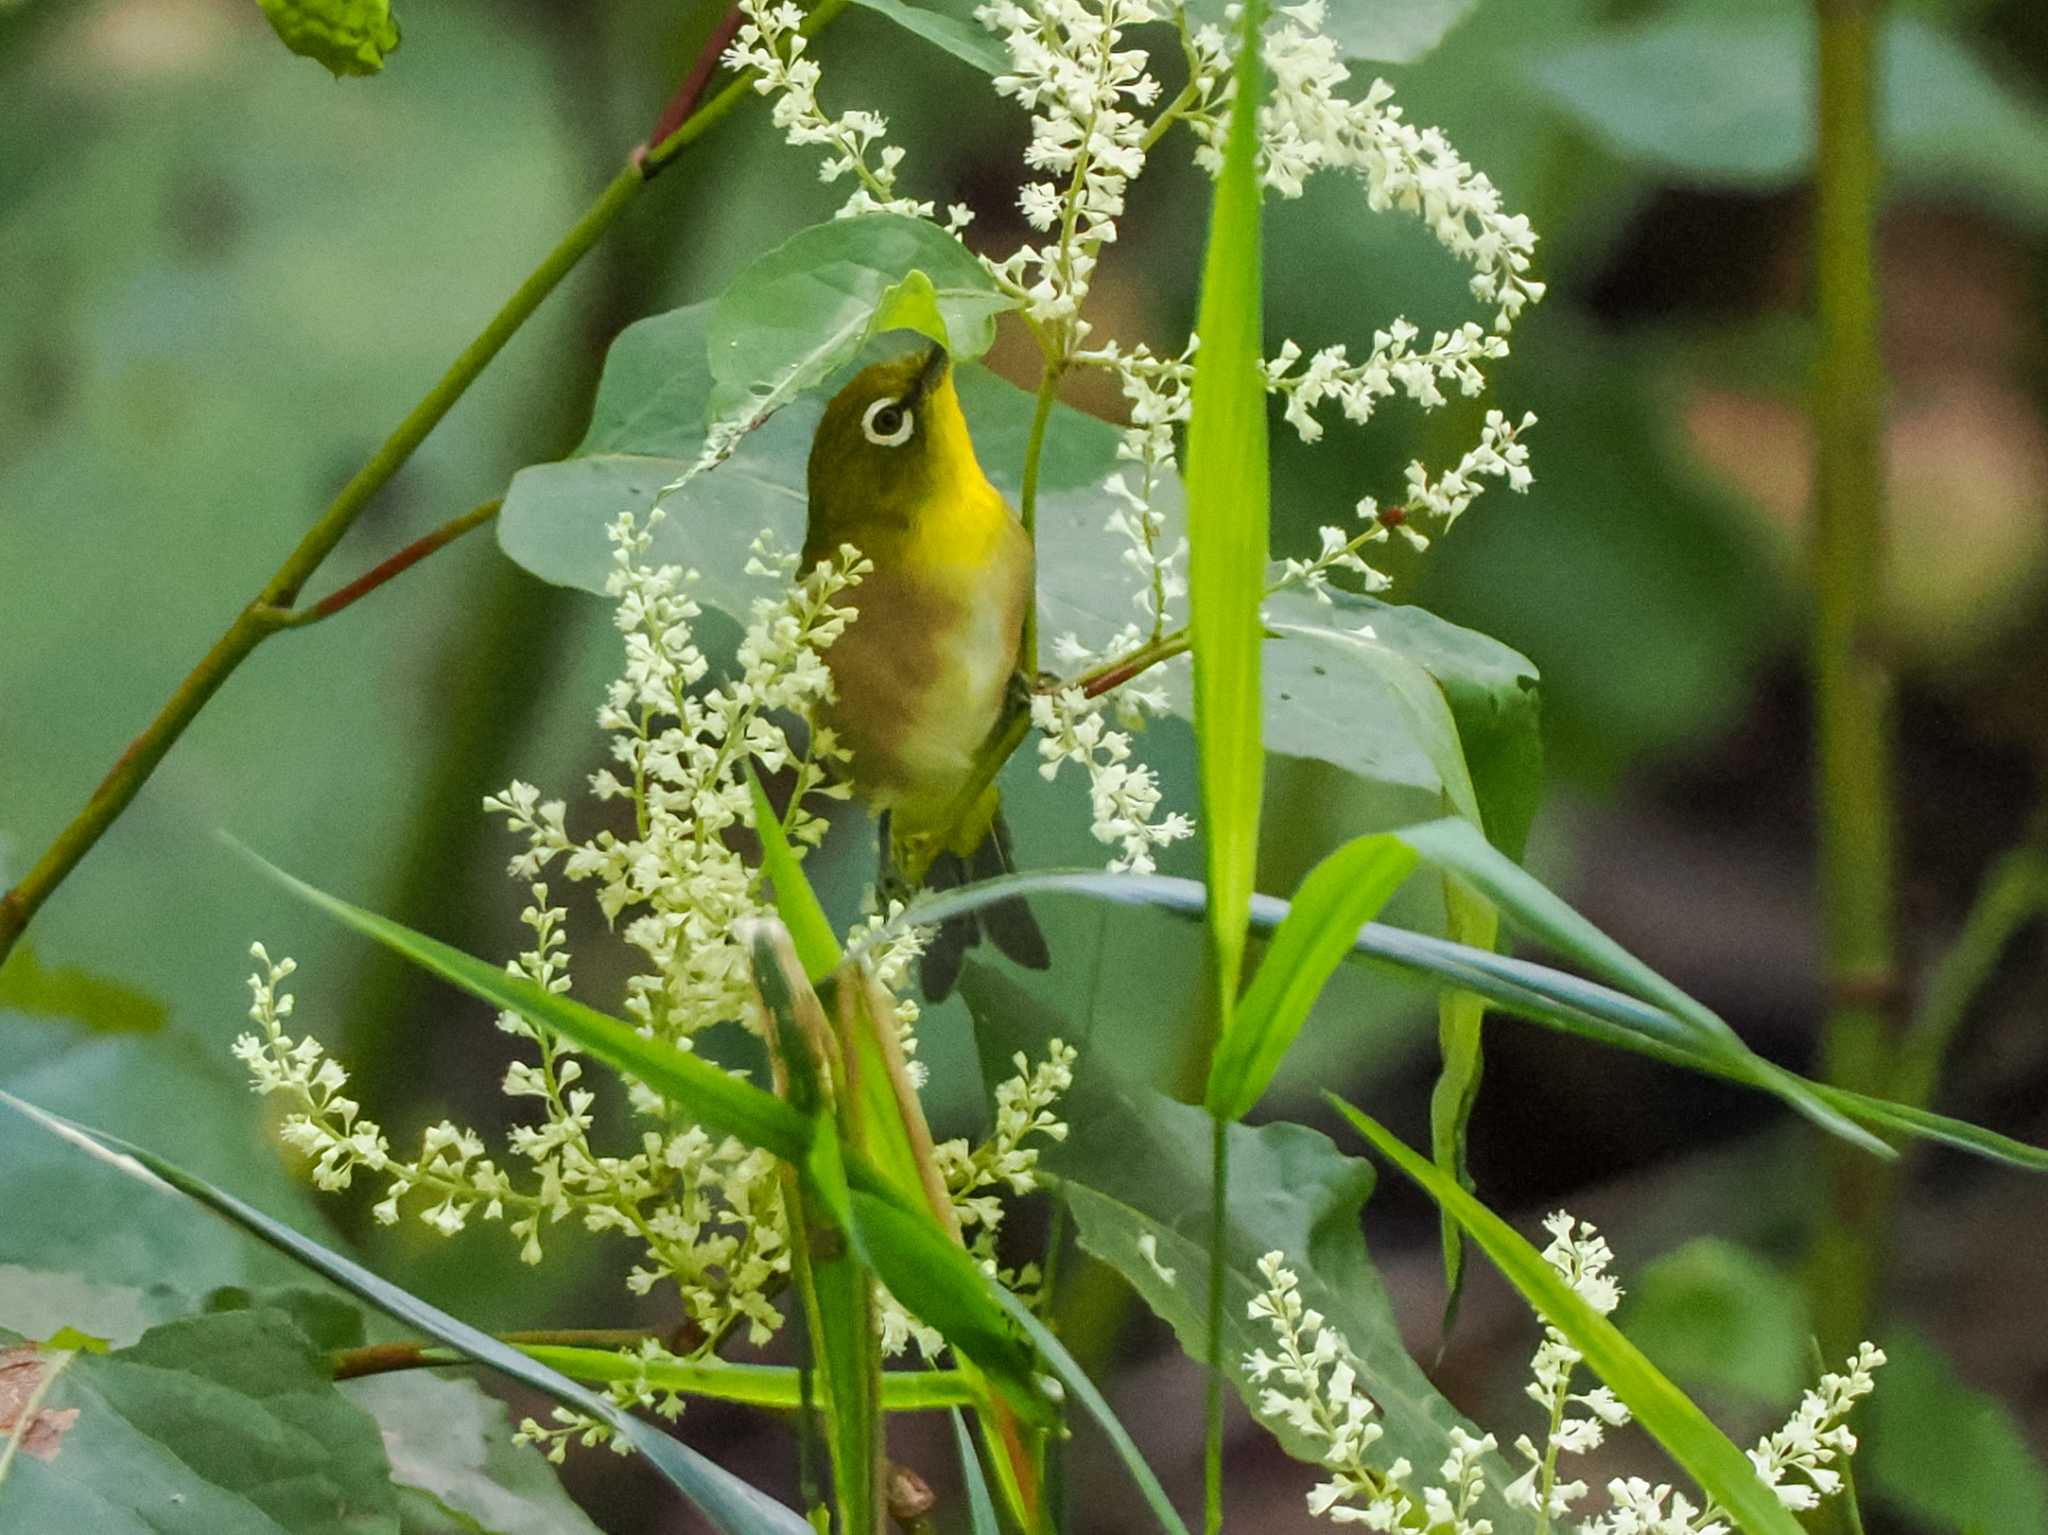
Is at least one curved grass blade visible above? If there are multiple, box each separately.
[987,1285,1193,1535]
[851,869,2048,1171]
[1328,1099,1808,1535]
[950,1408,1004,1535]
[1205,834,1417,1120]
[0,1093,814,1535]
[234,840,812,1163]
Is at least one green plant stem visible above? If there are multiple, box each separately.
[332,1327,668,1381]
[1018,358,1066,680]
[1203,1113,1229,1535]
[1892,838,2048,1112]
[1807,0,1900,1362]
[0,0,862,970]
[256,501,502,629]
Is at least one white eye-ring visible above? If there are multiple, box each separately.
[861,397,915,447]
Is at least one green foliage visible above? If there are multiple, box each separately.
[255,0,400,78]
[1,1308,399,1534]
[1522,11,2048,225]
[346,1373,606,1535]
[499,298,1543,860]
[850,0,1010,75]
[950,1408,1004,1535]
[966,967,1524,1531]
[706,214,1014,427]
[0,1095,817,1535]
[1621,1239,1812,1404]
[1329,1101,1811,1535]
[746,770,845,982]
[1184,0,1481,63]
[1183,0,1271,1017]
[1206,835,1418,1120]
[0,948,164,1035]
[1865,1330,2048,1535]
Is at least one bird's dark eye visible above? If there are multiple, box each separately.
[861,397,915,447]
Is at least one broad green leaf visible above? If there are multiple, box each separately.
[1621,1239,1810,1405]
[875,868,2048,1171]
[0,1096,816,1535]
[965,967,1522,1531]
[0,947,164,1034]
[0,1308,400,1534]
[1330,1101,1810,1535]
[255,0,399,77]
[1865,1330,2048,1535]
[1522,13,2048,226]
[706,214,1015,428]
[343,1373,606,1535]
[497,308,1541,851]
[1206,834,1418,1119]
[746,770,845,983]
[0,1010,339,1319]
[1183,0,1270,1016]
[851,0,1010,76]
[1185,0,1481,64]
[204,1285,366,1354]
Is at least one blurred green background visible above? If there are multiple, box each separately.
[3,0,2046,1529]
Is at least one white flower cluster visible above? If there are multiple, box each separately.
[882,1040,1077,1360]
[727,0,963,225]
[975,0,1165,330]
[1249,1214,1887,1535]
[1246,1250,1500,1533]
[1031,685,1192,873]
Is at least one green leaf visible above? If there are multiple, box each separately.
[706,214,1015,428]
[851,0,1010,76]
[343,1373,605,1535]
[1185,0,1481,64]
[949,1408,1004,1535]
[255,0,400,77]
[966,967,1521,1531]
[1205,834,1418,1119]
[0,1095,817,1535]
[204,1285,367,1354]
[1430,873,1494,1318]
[1620,1240,1811,1405]
[871,867,2048,1171]
[0,1308,400,1534]
[0,947,164,1034]
[1329,1101,1810,1535]
[1865,1329,2048,1535]
[1385,817,1887,1155]
[497,310,1541,853]
[1183,0,1270,1016]
[1521,12,2048,227]
[0,1011,340,1319]
[746,770,845,983]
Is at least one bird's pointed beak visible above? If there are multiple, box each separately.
[909,340,951,405]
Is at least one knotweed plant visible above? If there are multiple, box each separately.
[235,506,1080,1449]
[1248,1216,1884,1534]
[728,0,1543,872]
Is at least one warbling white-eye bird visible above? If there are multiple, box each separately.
[802,341,1050,997]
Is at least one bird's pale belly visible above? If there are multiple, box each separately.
[822,551,1025,823]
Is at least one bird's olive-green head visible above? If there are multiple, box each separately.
[804,343,1001,565]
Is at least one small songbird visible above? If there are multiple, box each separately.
[802,342,1050,997]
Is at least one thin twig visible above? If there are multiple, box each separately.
[331,1327,680,1382]
[256,501,502,630]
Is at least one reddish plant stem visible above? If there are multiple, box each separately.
[260,501,502,630]
[641,5,747,165]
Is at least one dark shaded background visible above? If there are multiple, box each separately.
[2,0,2045,1529]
